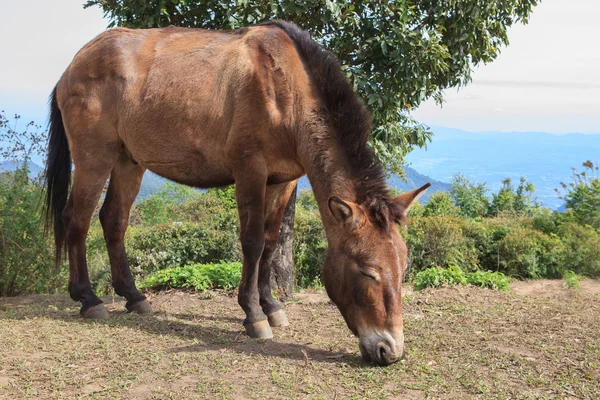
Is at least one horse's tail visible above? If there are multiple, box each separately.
[44,85,71,266]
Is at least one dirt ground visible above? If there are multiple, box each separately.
[0,280,599,399]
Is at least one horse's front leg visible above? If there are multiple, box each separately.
[257,181,298,328]
[233,160,272,339]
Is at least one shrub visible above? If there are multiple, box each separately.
[562,270,580,291]
[413,266,510,291]
[450,174,490,218]
[422,192,459,217]
[85,220,114,295]
[497,227,565,279]
[557,222,600,278]
[466,270,510,291]
[293,203,327,288]
[489,177,539,217]
[136,182,202,225]
[529,209,559,236]
[140,262,242,292]
[127,221,241,275]
[0,165,66,296]
[405,216,479,276]
[413,265,466,290]
[0,113,66,296]
[557,161,600,229]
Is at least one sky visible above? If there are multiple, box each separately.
[0,0,598,134]
[412,0,600,134]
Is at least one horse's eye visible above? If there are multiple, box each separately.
[359,269,377,281]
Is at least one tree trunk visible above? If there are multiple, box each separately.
[268,184,297,301]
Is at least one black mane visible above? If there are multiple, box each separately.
[262,20,404,228]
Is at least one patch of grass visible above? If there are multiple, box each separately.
[413,266,510,291]
[413,265,466,290]
[139,262,241,292]
[466,270,511,291]
[563,270,581,290]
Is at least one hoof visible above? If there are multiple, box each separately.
[267,309,289,327]
[81,304,109,319]
[244,319,273,339]
[126,299,153,314]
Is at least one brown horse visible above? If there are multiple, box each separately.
[44,20,429,366]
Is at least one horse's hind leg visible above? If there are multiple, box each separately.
[258,181,298,328]
[64,162,115,318]
[99,152,151,313]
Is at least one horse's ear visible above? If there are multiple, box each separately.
[392,183,431,217]
[328,196,365,231]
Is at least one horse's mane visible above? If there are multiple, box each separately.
[261,20,405,228]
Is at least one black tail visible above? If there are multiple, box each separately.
[45,85,71,266]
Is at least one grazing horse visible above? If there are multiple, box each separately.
[44,20,429,366]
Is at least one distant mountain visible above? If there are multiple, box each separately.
[388,166,451,201]
[0,160,170,200]
[295,166,449,204]
[0,160,44,176]
[2,160,447,205]
[405,126,600,209]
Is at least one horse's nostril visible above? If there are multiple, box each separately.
[376,342,398,365]
[379,344,386,360]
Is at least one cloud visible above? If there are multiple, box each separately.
[473,80,600,90]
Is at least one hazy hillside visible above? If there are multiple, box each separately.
[405,126,600,209]
[0,160,170,199]
[3,159,447,205]
[139,167,448,203]
[14,123,598,212]
[10,120,598,211]
[293,167,450,204]
[0,160,44,176]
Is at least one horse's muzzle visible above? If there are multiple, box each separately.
[358,330,404,366]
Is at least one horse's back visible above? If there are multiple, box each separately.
[56,25,308,188]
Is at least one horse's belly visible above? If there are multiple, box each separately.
[143,156,235,189]
[121,122,234,188]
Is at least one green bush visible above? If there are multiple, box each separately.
[497,227,564,279]
[0,166,66,296]
[405,216,479,275]
[85,220,114,295]
[413,265,466,290]
[140,262,241,291]
[413,266,510,291]
[562,270,580,291]
[450,174,490,218]
[136,182,202,225]
[466,270,510,291]
[558,161,600,229]
[557,222,600,278]
[125,186,242,275]
[293,200,327,288]
[127,221,241,275]
[422,191,459,217]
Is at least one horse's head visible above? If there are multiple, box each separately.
[322,184,429,365]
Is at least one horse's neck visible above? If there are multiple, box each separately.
[298,132,358,234]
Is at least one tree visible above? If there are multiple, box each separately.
[450,174,489,219]
[422,191,459,218]
[558,161,600,229]
[489,177,538,216]
[85,0,539,297]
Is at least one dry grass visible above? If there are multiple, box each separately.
[1,280,599,399]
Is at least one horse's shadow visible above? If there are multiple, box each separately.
[1,296,364,366]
